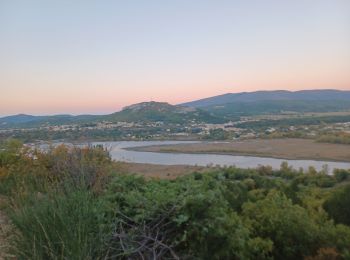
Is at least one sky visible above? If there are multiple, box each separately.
[0,0,349,116]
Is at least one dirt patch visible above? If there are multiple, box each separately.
[130,138,350,162]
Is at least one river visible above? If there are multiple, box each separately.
[90,141,350,173]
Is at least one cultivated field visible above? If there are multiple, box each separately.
[130,138,350,162]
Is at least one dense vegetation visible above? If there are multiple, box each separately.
[107,102,225,124]
[182,90,350,109]
[1,140,350,259]
[236,115,350,130]
[205,100,350,118]
[0,102,225,129]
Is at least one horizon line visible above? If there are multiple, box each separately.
[1,88,349,118]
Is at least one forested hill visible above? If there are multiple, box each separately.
[105,101,224,124]
[2,90,350,128]
[0,114,98,128]
[180,89,350,117]
[181,89,350,108]
[0,102,224,128]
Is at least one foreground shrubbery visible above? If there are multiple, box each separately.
[10,188,105,259]
[1,140,350,259]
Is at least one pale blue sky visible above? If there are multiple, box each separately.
[1,0,349,115]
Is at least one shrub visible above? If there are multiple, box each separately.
[323,184,350,226]
[333,169,350,182]
[10,188,106,260]
[242,191,323,259]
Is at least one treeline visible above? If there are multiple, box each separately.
[0,127,167,143]
[0,140,350,259]
[0,129,123,143]
[236,115,350,130]
[206,100,350,118]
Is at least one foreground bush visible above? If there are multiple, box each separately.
[10,188,106,259]
[1,142,350,259]
[0,143,113,259]
[104,174,272,259]
[102,172,350,259]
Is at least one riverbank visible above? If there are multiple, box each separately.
[128,138,350,163]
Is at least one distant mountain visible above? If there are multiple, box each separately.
[106,101,225,124]
[180,89,350,117]
[2,90,350,128]
[181,90,350,108]
[0,114,42,124]
[0,102,225,128]
[0,114,98,128]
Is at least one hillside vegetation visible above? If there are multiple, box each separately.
[182,89,350,108]
[0,102,224,129]
[1,140,350,259]
[106,101,225,124]
[182,90,350,118]
[3,90,350,129]
[206,100,350,118]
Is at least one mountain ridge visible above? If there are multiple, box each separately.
[2,89,350,127]
[0,101,224,128]
[180,89,350,108]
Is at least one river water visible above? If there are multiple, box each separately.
[90,141,350,173]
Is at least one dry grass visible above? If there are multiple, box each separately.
[130,138,350,162]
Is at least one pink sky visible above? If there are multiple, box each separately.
[1,1,349,116]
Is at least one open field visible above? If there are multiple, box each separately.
[130,138,350,162]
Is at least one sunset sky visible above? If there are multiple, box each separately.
[1,1,349,116]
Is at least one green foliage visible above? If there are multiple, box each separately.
[243,191,323,259]
[236,115,350,130]
[205,99,350,118]
[0,144,114,259]
[103,172,272,259]
[333,169,350,182]
[108,102,225,124]
[204,128,230,140]
[10,188,106,260]
[324,184,350,226]
[0,139,23,167]
[1,141,350,259]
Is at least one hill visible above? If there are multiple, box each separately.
[106,101,224,124]
[181,89,350,107]
[0,102,224,128]
[181,89,350,117]
[0,114,98,128]
[2,90,350,128]
[0,114,42,124]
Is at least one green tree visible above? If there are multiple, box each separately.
[323,184,350,226]
[242,191,323,259]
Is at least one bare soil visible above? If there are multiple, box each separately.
[130,138,350,162]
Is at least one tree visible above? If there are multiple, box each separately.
[242,191,323,259]
[323,184,350,226]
